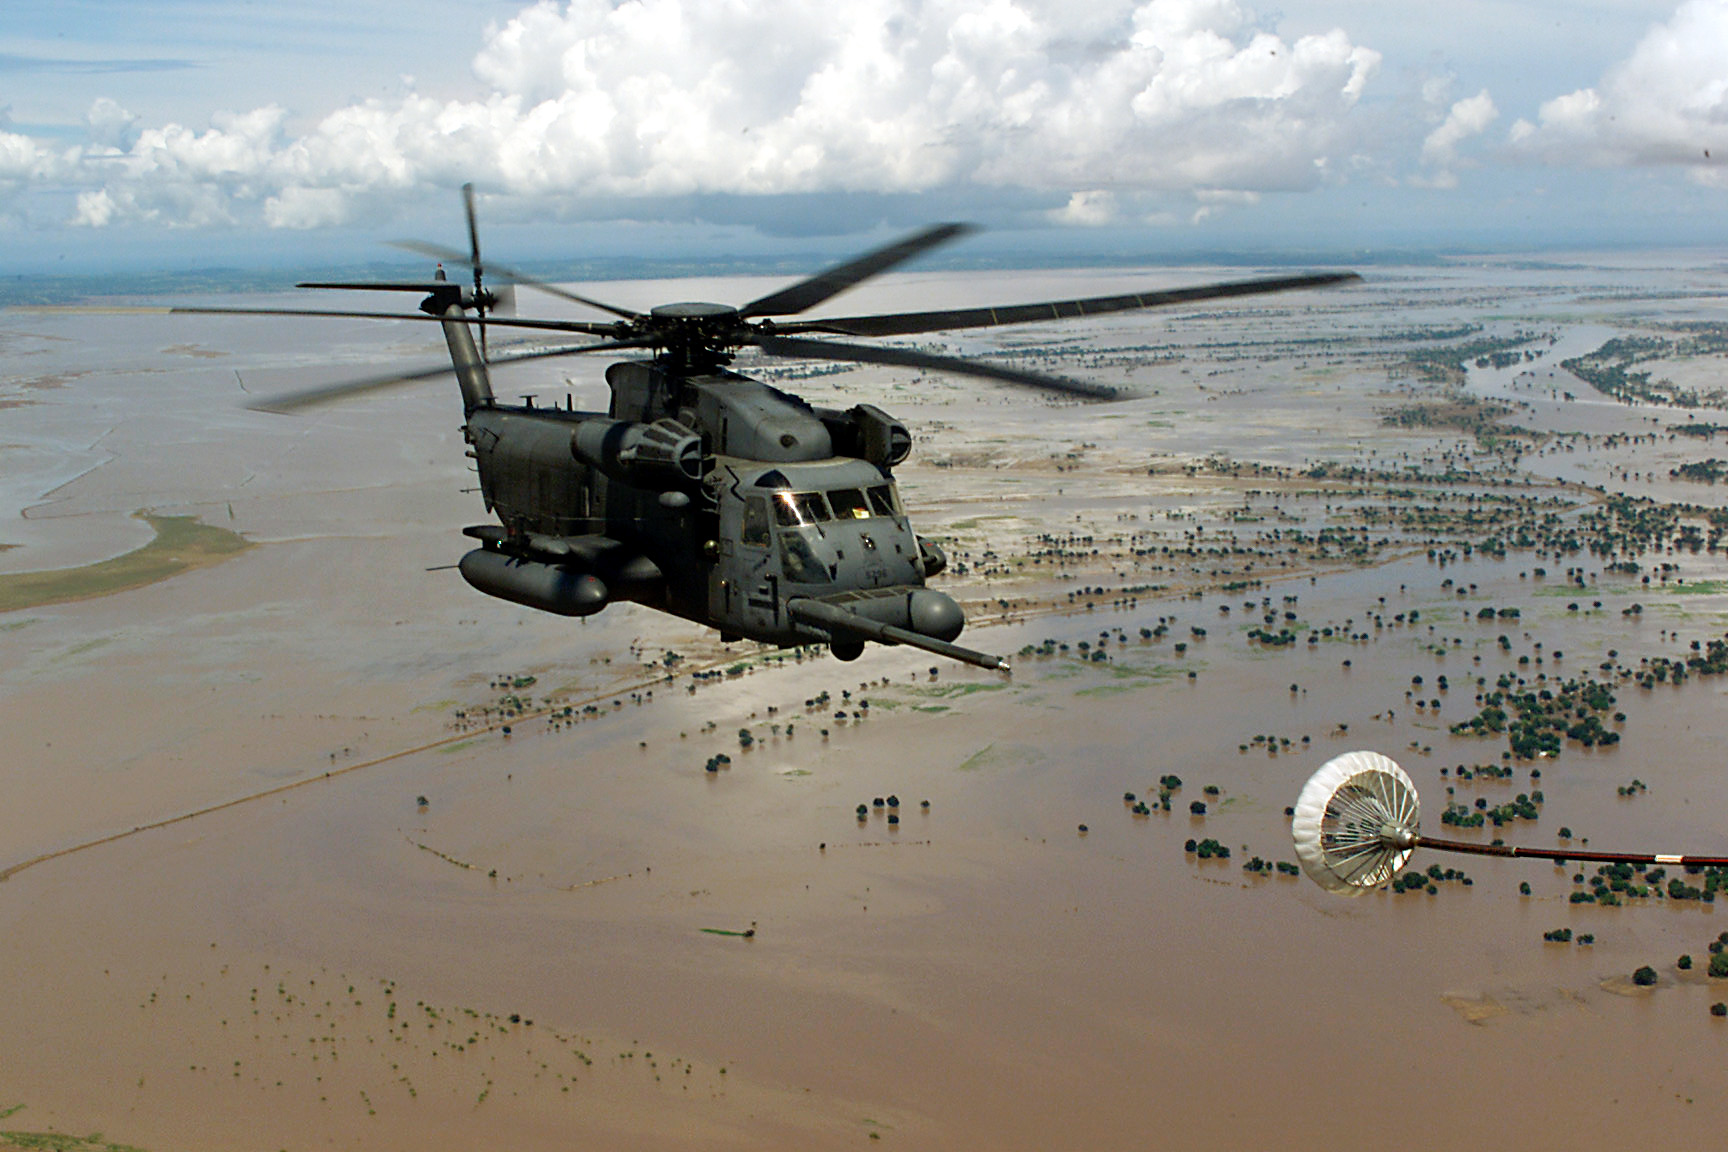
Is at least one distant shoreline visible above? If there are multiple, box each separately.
[7,243,1726,309]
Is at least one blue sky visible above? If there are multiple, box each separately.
[3,0,1726,274]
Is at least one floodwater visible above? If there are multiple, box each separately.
[5,254,1728,1150]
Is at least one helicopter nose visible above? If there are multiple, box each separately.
[907,588,965,642]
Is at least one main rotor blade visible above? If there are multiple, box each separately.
[388,239,641,321]
[775,270,1361,338]
[296,280,459,293]
[247,359,479,413]
[463,183,483,279]
[171,304,622,339]
[462,183,490,361]
[246,337,657,413]
[739,223,976,319]
[750,333,1118,399]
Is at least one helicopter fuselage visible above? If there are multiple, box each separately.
[445,315,983,666]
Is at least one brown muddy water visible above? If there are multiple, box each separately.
[5,255,1728,1151]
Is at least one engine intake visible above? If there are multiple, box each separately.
[571,417,703,487]
[818,404,911,470]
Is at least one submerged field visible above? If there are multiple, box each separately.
[5,253,1728,1150]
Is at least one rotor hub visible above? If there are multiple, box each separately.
[641,303,749,371]
[650,302,740,321]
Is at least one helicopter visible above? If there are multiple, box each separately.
[180,187,1357,671]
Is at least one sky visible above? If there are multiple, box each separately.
[4,0,1728,275]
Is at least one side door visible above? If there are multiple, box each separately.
[710,490,782,636]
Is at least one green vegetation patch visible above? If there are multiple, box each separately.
[1398,331,1524,386]
[897,681,1010,701]
[1653,580,1728,596]
[1074,681,1148,698]
[1382,392,1528,439]
[0,513,251,614]
[1672,459,1728,484]
[1562,333,1728,408]
[1098,656,1188,680]
[1074,663,1184,697]
[0,1131,150,1152]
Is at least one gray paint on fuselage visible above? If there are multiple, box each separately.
[461,372,926,646]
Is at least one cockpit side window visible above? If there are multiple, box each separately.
[866,485,898,516]
[742,496,770,547]
[829,488,869,520]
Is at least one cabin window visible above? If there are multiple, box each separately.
[742,497,770,548]
[829,488,870,520]
[866,485,897,516]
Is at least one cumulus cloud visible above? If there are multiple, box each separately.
[45,0,1380,229]
[1509,0,1728,183]
[1415,89,1496,188]
[86,98,141,152]
[0,125,66,197]
[1052,190,1120,225]
[1189,186,1257,223]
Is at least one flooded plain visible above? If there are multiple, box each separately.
[6,252,1728,1149]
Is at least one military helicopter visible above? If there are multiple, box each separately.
[181,187,1356,670]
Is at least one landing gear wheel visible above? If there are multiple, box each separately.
[831,640,864,662]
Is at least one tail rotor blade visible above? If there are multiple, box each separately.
[387,239,642,321]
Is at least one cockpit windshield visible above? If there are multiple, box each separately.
[772,491,826,527]
[770,484,901,527]
[828,489,868,520]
